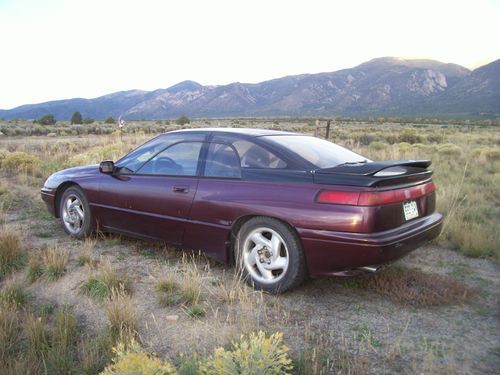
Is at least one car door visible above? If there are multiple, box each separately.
[185,137,289,262]
[97,136,204,245]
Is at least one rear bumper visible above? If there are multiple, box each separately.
[40,187,57,217]
[298,212,443,277]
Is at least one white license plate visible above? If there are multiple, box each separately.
[403,200,419,221]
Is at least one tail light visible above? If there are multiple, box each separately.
[317,182,435,206]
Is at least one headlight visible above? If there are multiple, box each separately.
[43,173,63,189]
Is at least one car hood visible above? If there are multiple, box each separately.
[43,164,99,189]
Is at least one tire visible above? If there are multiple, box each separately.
[235,217,307,293]
[59,186,92,239]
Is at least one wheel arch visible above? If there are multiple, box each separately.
[54,181,79,218]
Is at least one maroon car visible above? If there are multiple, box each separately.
[41,128,442,292]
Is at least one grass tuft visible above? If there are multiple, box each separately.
[0,303,22,363]
[0,227,24,279]
[105,288,137,344]
[26,251,43,283]
[185,304,206,319]
[0,279,30,307]
[81,259,131,301]
[42,246,69,281]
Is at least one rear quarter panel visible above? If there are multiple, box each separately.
[185,179,366,262]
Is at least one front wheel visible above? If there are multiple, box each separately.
[59,186,92,239]
[235,217,307,293]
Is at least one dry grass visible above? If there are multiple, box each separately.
[0,303,22,364]
[26,251,43,282]
[0,227,23,279]
[25,312,50,359]
[105,288,138,344]
[81,258,131,301]
[41,245,69,281]
[0,278,30,307]
[359,267,476,307]
[77,237,97,266]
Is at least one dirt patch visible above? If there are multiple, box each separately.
[357,266,477,307]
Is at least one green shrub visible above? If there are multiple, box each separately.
[37,114,56,125]
[71,112,83,125]
[176,115,190,126]
[201,331,293,374]
[104,116,116,124]
[1,151,40,174]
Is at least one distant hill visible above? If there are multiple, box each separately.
[1,57,499,120]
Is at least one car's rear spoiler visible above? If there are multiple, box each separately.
[313,160,433,187]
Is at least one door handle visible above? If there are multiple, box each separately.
[173,186,189,193]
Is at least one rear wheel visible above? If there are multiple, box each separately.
[235,217,307,293]
[59,186,92,239]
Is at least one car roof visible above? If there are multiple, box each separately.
[167,127,299,137]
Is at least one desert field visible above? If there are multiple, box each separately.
[0,119,499,374]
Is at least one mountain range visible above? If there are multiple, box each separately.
[1,57,499,120]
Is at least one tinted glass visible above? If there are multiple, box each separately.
[204,143,241,178]
[232,140,287,169]
[136,142,203,176]
[115,135,184,173]
[264,135,368,168]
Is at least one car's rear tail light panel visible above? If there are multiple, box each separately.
[317,182,435,206]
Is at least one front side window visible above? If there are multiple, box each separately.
[204,143,241,178]
[136,141,203,176]
[115,135,184,173]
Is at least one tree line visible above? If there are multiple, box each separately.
[33,112,190,126]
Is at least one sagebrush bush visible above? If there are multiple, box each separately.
[369,141,388,150]
[437,143,461,156]
[101,339,176,375]
[398,129,422,144]
[1,151,40,174]
[201,331,293,374]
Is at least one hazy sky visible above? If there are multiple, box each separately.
[0,0,499,109]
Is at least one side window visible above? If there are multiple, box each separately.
[136,142,203,176]
[204,143,241,178]
[232,140,287,169]
[115,136,171,173]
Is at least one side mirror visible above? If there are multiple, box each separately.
[99,160,115,174]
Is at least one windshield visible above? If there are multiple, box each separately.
[264,135,369,169]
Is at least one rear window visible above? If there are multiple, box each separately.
[265,135,368,168]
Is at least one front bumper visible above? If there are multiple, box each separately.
[299,212,443,277]
[40,187,57,217]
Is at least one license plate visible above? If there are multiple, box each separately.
[403,200,419,221]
